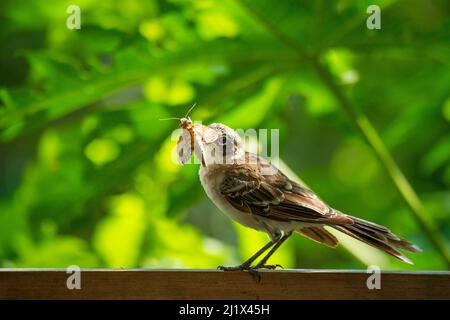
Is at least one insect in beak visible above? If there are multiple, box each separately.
[161,103,218,167]
[178,116,195,161]
[177,117,209,167]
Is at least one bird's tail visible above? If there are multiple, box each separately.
[331,215,421,264]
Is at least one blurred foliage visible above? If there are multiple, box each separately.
[0,0,449,270]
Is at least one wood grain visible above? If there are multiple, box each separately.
[0,269,449,300]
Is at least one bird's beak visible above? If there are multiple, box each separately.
[189,123,211,167]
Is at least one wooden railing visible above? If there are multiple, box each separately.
[0,269,449,299]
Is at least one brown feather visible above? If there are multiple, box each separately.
[220,155,352,225]
[219,152,420,264]
[332,216,421,264]
[298,227,339,248]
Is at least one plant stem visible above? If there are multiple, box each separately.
[312,59,450,267]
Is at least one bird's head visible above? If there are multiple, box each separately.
[202,123,244,165]
[177,120,244,166]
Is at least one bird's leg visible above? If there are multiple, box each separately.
[253,232,292,270]
[218,235,281,271]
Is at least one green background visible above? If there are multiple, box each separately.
[0,0,449,270]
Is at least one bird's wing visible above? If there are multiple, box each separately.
[219,154,352,225]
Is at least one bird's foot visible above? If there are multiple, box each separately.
[217,264,283,283]
[217,263,283,271]
[253,264,284,270]
[217,264,252,271]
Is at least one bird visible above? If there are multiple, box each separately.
[175,116,421,270]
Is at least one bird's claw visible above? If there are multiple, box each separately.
[218,263,283,283]
[217,264,252,271]
[255,264,284,270]
[217,263,283,271]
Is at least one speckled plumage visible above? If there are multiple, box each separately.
[178,120,420,266]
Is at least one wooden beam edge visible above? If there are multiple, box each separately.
[0,269,449,300]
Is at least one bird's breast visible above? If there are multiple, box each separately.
[199,165,265,232]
